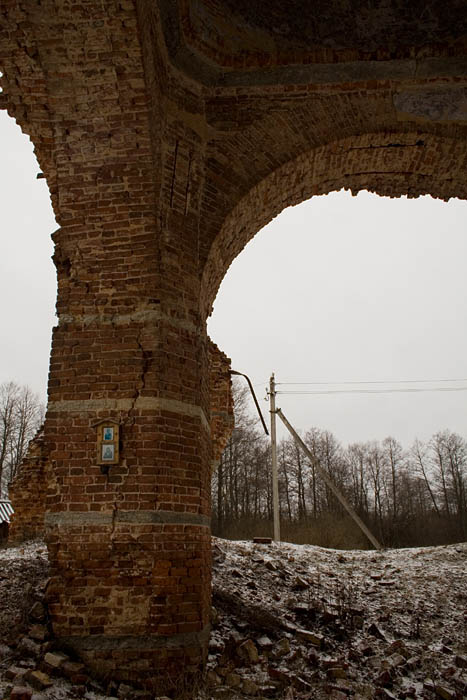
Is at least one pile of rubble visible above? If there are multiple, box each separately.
[207,538,467,699]
[0,543,162,700]
[1,538,467,699]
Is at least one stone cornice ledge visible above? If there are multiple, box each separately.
[45,510,211,528]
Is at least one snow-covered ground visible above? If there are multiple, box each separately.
[0,541,48,648]
[0,538,466,699]
[210,538,467,699]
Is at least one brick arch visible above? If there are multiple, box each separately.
[200,131,467,320]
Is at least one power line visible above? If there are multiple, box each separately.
[277,386,467,396]
[277,378,467,386]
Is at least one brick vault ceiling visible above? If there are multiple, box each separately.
[163,0,467,68]
[218,0,467,51]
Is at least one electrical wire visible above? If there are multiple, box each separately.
[277,386,467,396]
[277,378,467,386]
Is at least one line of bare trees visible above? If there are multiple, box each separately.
[212,383,467,548]
[0,382,44,498]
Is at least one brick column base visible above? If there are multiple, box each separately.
[46,515,210,688]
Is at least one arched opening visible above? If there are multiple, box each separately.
[202,130,467,444]
[200,131,467,320]
[208,189,467,447]
[0,110,57,399]
[204,135,467,549]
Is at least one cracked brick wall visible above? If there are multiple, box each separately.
[9,430,48,544]
[208,342,234,471]
[1,0,466,690]
[7,340,234,539]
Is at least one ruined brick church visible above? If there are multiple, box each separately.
[1,0,466,690]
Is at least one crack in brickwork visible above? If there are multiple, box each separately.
[343,140,426,151]
[124,330,151,424]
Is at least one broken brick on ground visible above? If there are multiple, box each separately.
[0,538,466,699]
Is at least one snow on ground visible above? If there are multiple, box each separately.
[0,541,112,700]
[0,541,48,647]
[209,538,467,698]
[0,538,466,699]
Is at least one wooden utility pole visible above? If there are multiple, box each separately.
[276,407,382,550]
[269,374,281,542]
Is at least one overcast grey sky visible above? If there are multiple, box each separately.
[1,112,56,399]
[2,110,467,447]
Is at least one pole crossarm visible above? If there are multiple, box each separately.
[275,408,383,551]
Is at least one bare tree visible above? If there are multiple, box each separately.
[346,442,370,518]
[430,430,467,537]
[410,438,441,517]
[304,427,323,518]
[212,385,467,547]
[365,441,386,537]
[382,437,404,523]
[0,381,44,497]
[279,437,310,522]
[443,431,467,536]
[212,378,269,536]
[430,431,453,520]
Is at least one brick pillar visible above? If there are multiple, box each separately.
[0,0,214,685]
[45,224,212,687]
[42,130,213,690]
[2,0,220,681]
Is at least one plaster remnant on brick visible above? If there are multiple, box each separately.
[59,310,199,332]
[394,88,467,123]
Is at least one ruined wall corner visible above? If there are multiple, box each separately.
[9,428,48,544]
[208,339,234,471]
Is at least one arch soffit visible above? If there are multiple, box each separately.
[200,131,467,320]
